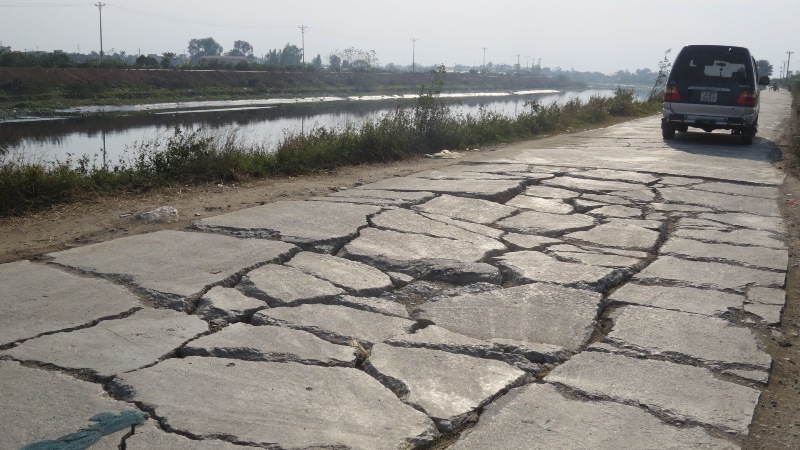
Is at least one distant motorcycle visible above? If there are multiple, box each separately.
[771,83,779,91]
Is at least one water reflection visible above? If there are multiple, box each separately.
[0,88,647,164]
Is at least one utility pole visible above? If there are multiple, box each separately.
[517,54,521,73]
[411,38,417,73]
[299,25,308,64]
[95,2,105,63]
[788,51,794,79]
[482,47,487,74]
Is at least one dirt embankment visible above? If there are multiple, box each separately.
[0,68,584,109]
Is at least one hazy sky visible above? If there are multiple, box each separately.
[1,0,797,74]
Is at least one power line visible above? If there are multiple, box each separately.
[0,2,91,6]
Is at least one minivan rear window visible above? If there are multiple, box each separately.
[671,47,752,84]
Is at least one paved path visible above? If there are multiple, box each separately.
[0,91,792,449]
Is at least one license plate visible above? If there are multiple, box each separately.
[700,90,718,103]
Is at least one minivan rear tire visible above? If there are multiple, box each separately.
[662,124,676,140]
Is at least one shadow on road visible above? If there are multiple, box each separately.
[663,131,782,163]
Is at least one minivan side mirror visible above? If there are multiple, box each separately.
[758,76,770,86]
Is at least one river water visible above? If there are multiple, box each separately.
[0,88,648,166]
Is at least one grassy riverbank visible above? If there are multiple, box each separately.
[0,68,585,117]
[0,82,660,216]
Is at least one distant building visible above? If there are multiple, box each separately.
[0,45,11,53]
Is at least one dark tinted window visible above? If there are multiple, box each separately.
[671,47,752,84]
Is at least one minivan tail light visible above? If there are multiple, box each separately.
[736,90,757,107]
[664,86,680,102]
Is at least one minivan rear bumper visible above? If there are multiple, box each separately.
[662,107,757,133]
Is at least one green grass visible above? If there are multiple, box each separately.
[0,85,661,216]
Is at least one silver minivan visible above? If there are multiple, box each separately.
[662,45,770,144]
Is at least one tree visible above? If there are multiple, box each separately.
[756,59,773,77]
[328,54,341,71]
[135,55,159,68]
[647,49,672,101]
[279,44,302,66]
[227,40,254,58]
[187,37,222,59]
[161,52,176,68]
[312,54,322,70]
[331,47,379,71]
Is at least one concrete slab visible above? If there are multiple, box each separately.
[501,233,561,250]
[660,188,781,217]
[365,344,526,432]
[455,383,736,450]
[415,283,601,352]
[588,205,642,218]
[698,213,786,234]
[522,185,579,199]
[418,211,505,239]
[412,194,516,224]
[384,325,536,370]
[573,199,608,211]
[240,264,344,306]
[548,245,644,268]
[0,360,136,449]
[505,195,573,214]
[333,295,411,318]
[125,421,243,449]
[193,201,380,251]
[661,176,704,186]
[371,208,505,247]
[674,228,787,249]
[546,350,761,435]
[494,251,626,291]
[0,260,141,345]
[661,237,788,271]
[489,339,571,364]
[606,305,771,370]
[195,286,265,323]
[543,176,645,193]
[693,182,779,199]
[633,256,785,291]
[253,304,416,347]
[309,195,407,207]
[341,228,503,266]
[109,357,438,449]
[570,168,659,184]
[744,302,783,325]
[325,188,436,203]
[286,251,392,296]
[181,323,357,367]
[609,283,744,317]
[612,189,657,202]
[748,286,786,306]
[46,230,297,309]
[651,202,715,213]
[565,221,660,250]
[360,176,524,202]
[2,308,207,378]
[725,369,770,384]
[580,193,633,205]
[495,211,596,236]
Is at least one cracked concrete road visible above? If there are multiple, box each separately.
[0,91,793,449]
